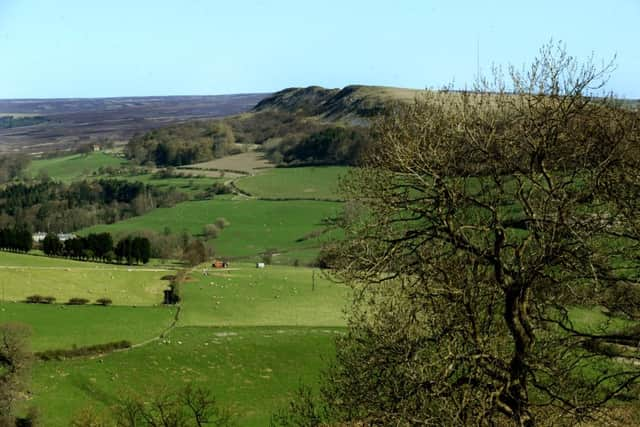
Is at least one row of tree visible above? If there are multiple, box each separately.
[1,179,150,215]
[0,178,186,232]
[0,227,33,253]
[43,232,151,264]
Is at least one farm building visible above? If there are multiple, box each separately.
[212,260,229,268]
[32,232,77,242]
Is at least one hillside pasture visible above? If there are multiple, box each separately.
[27,152,224,196]
[0,303,175,351]
[0,252,171,306]
[27,152,127,182]
[94,172,225,196]
[80,199,342,262]
[178,264,349,327]
[29,326,339,426]
[234,166,347,200]
[15,262,349,425]
[181,150,274,175]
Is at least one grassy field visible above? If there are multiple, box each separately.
[0,252,171,306]
[18,263,348,426]
[2,163,352,425]
[183,151,274,175]
[27,151,223,196]
[234,166,348,200]
[28,326,339,426]
[27,152,127,182]
[0,303,175,351]
[178,264,348,327]
[80,199,342,262]
[95,172,225,196]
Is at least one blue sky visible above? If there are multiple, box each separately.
[0,0,638,99]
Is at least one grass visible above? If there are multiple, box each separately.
[28,152,223,196]
[27,152,127,182]
[80,199,342,262]
[15,263,348,425]
[184,151,274,175]
[234,166,348,200]
[568,306,636,333]
[0,303,175,352]
[0,252,171,306]
[3,164,352,425]
[28,326,340,426]
[348,85,427,103]
[179,264,349,327]
[93,172,225,196]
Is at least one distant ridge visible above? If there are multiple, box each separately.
[0,93,268,154]
[253,85,425,121]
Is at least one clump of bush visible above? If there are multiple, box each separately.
[95,297,112,306]
[25,295,56,304]
[25,295,41,304]
[215,217,230,229]
[36,340,132,361]
[195,183,233,200]
[67,297,90,305]
[203,223,221,238]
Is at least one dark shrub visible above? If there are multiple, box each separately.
[25,295,43,304]
[36,340,131,361]
[95,297,112,306]
[67,297,90,305]
[42,296,56,304]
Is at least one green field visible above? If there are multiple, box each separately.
[28,151,223,196]
[0,303,175,351]
[28,152,127,182]
[94,172,225,196]
[14,261,349,426]
[80,198,342,262]
[1,165,353,425]
[234,166,348,200]
[179,264,348,327]
[0,252,171,306]
[29,326,339,426]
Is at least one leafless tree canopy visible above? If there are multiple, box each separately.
[322,43,640,426]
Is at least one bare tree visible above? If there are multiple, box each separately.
[0,323,32,426]
[113,385,232,427]
[320,43,640,426]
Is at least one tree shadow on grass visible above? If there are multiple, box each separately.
[69,374,118,407]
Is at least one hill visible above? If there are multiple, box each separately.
[124,85,425,168]
[253,84,426,121]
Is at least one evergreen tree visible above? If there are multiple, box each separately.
[42,233,63,256]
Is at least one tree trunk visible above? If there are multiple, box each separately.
[503,284,535,427]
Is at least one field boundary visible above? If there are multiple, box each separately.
[228,181,343,202]
[178,166,252,176]
[129,305,182,349]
